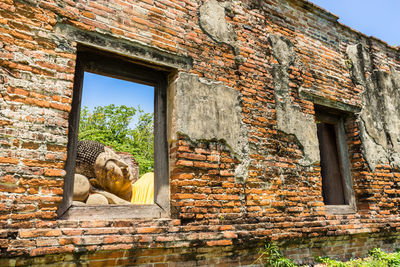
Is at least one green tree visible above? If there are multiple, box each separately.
[78,104,154,176]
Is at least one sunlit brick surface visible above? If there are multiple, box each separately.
[1,0,400,265]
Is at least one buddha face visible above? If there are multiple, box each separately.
[92,147,134,201]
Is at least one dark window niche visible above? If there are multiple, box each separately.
[58,46,170,220]
[317,122,346,205]
[315,108,356,214]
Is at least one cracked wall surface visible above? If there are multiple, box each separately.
[269,34,320,165]
[170,72,250,180]
[347,44,400,171]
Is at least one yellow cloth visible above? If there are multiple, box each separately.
[131,172,154,204]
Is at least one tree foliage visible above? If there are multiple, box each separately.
[78,104,154,175]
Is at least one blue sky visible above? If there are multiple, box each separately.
[309,0,399,46]
[82,72,154,113]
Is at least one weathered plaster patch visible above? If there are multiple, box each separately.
[347,44,400,171]
[269,34,319,165]
[358,117,389,171]
[198,0,247,65]
[199,0,236,47]
[170,72,250,180]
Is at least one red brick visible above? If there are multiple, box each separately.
[35,238,59,247]
[0,157,19,164]
[59,237,81,245]
[178,153,206,161]
[175,160,193,167]
[80,221,110,228]
[30,245,75,257]
[19,229,62,238]
[206,240,232,246]
[44,169,66,177]
[82,236,104,245]
[137,227,163,234]
[9,239,35,247]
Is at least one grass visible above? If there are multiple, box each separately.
[257,243,400,267]
[316,248,400,267]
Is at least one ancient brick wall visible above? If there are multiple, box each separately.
[1,0,400,265]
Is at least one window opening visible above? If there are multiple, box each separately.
[315,108,355,211]
[74,72,155,205]
[317,121,346,205]
[58,47,170,219]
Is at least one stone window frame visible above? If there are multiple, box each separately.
[57,45,170,220]
[315,108,356,214]
[300,90,359,214]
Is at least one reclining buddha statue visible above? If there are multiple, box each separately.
[73,140,154,205]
